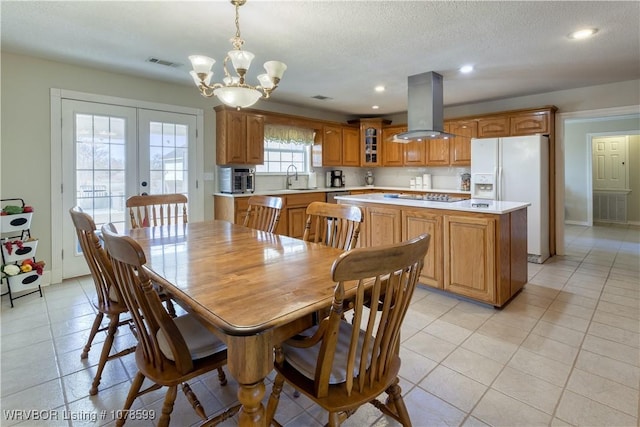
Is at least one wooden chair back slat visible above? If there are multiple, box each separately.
[126,193,188,229]
[303,202,363,250]
[243,195,283,233]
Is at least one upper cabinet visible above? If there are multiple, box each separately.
[446,119,477,166]
[350,118,391,167]
[321,124,342,166]
[477,108,552,138]
[311,124,360,167]
[425,137,450,166]
[215,106,265,165]
[382,125,406,166]
[342,126,361,167]
[510,110,550,135]
[477,116,509,138]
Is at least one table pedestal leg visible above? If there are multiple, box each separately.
[238,381,266,426]
[227,333,272,427]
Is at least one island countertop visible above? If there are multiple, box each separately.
[335,193,530,214]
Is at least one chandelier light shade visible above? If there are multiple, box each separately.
[189,0,287,109]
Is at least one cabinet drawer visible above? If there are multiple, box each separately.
[285,192,325,207]
[510,112,549,135]
[477,117,509,138]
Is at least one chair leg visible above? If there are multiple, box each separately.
[182,382,206,420]
[81,312,104,359]
[158,385,178,427]
[116,371,145,427]
[89,314,119,395]
[265,373,285,425]
[386,380,411,427]
[216,367,227,386]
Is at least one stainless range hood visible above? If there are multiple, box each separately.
[394,71,454,142]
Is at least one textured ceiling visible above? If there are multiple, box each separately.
[2,1,639,115]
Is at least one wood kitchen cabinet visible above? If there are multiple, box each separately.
[425,137,450,166]
[215,106,264,165]
[402,209,443,288]
[381,125,426,166]
[477,116,509,138]
[350,118,391,167]
[320,124,342,166]
[443,215,496,303]
[364,205,401,247]
[381,125,406,166]
[446,119,477,166]
[510,110,550,135]
[339,198,527,307]
[285,192,325,238]
[342,126,361,166]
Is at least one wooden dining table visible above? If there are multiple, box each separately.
[128,220,346,426]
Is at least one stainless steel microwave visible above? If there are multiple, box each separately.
[219,167,255,194]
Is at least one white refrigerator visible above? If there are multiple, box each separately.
[470,135,549,264]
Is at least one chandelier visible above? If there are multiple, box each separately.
[189,0,287,109]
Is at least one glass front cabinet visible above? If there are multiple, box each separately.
[350,118,391,167]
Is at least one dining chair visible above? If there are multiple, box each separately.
[101,225,240,427]
[302,201,364,250]
[242,195,284,233]
[68,207,136,396]
[266,233,430,427]
[126,193,188,229]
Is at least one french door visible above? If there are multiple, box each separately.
[60,99,199,278]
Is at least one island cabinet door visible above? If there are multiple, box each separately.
[402,210,443,288]
[365,206,401,247]
[443,215,496,304]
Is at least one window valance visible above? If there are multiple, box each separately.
[264,124,315,145]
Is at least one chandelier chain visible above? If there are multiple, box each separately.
[230,1,244,50]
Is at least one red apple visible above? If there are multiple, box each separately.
[23,206,33,213]
[0,211,7,216]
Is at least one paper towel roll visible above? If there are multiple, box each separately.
[423,174,432,189]
[308,171,317,188]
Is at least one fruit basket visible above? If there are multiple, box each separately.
[0,212,33,233]
[2,239,38,263]
[5,270,42,292]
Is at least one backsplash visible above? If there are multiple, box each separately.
[251,166,471,192]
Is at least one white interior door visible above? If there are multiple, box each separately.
[593,136,628,190]
[61,102,201,279]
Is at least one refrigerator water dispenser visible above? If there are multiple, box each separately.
[472,173,496,199]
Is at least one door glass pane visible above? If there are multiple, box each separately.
[148,121,189,196]
[75,114,126,231]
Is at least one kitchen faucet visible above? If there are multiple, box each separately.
[286,164,298,189]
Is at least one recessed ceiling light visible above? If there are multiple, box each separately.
[460,65,474,73]
[372,105,380,109]
[568,28,598,39]
[374,85,385,92]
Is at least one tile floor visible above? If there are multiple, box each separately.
[1,224,638,427]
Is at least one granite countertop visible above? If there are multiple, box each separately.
[214,186,472,198]
[335,193,530,214]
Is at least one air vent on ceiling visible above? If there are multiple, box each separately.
[311,95,333,100]
[146,57,182,68]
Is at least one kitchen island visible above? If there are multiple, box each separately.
[335,193,530,307]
